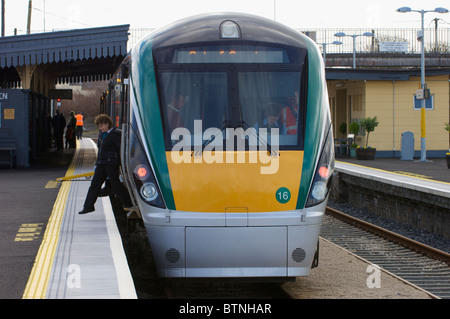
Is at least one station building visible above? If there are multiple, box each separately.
[0,25,129,167]
[326,70,450,158]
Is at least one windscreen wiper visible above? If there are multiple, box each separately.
[238,120,276,156]
[193,120,231,156]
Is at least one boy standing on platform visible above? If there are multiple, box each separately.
[78,114,132,214]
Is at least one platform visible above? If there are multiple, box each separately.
[22,138,137,299]
[16,141,444,299]
[333,157,449,240]
[336,157,450,198]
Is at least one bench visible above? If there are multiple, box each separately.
[0,139,17,169]
[334,134,355,157]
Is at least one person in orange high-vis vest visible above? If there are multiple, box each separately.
[75,112,84,140]
[280,92,299,135]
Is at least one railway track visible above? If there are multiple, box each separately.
[164,279,292,299]
[322,207,450,299]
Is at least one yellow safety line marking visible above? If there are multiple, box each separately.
[392,171,432,180]
[45,180,60,189]
[336,160,450,185]
[14,223,44,242]
[56,171,94,181]
[22,142,80,299]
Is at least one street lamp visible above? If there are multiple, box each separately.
[334,32,374,69]
[397,6,449,162]
[319,41,342,67]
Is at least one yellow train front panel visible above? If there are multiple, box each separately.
[166,151,304,212]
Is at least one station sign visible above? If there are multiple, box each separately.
[48,89,73,100]
[413,93,434,110]
[379,42,408,53]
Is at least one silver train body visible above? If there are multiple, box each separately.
[102,13,334,279]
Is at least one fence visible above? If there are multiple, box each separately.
[297,27,450,54]
[15,26,450,54]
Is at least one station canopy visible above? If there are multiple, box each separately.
[0,24,129,90]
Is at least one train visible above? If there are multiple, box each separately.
[100,13,334,279]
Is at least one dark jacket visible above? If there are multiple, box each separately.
[68,116,77,129]
[52,114,66,131]
[96,128,122,165]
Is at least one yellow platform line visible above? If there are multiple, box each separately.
[336,160,450,186]
[22,143,80,299]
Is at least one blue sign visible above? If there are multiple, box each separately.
[414,95,433,110]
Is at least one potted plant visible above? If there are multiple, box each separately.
[356,116,379,160]
[350,143,358,158]
[348,122,360,158]
[445,122,450,168]
[339,122,347,137]
[348,121,360,137]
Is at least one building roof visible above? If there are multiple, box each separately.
[0,25,129,86]
[326,67,450,81]
[0,24,129,67]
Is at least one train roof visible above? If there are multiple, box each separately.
[146,12,310,50]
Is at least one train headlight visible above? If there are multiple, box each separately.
[220,20,241,39]
[128,124,165,209]
[140,183,159,202]
[305,126,335,207]
[311,181,328,201]
[134,164,150,180]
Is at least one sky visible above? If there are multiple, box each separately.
[2,0,450,36]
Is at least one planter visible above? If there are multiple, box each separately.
[350,148,357,158]
[356,148,376,160]
[446,154,450,169]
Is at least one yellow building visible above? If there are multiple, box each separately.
[327,72,450,157]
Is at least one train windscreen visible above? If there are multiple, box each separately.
[155,43,307,151]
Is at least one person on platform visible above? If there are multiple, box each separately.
[66,111,76,149]
[78,114,132,215]
[75,111,84,140]
[52,109,66,151]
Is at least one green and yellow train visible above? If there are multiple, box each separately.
[101,13,334,279]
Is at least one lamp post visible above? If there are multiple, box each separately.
[273,0,276,21]
[319,41,342,67]
[397,6,449,162]
[334,32,374,69]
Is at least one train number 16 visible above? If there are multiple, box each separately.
[276,187,291,204]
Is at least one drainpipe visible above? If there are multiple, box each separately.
[393,80,396,158]
[1,0,5,37]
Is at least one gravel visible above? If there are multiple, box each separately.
[327,199,450,254]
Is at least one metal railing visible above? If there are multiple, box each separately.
[10,27,450,55]
[128,28,156,49]
[127,27,450,54]
[298,27,450,54]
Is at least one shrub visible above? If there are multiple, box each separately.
[360,116,379,147]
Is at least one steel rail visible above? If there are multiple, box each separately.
[325,207,450,265]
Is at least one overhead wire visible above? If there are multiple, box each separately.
[32,6,92,27]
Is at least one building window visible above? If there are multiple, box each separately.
[352,94,363,112]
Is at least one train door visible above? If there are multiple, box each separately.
[119,62,136,210]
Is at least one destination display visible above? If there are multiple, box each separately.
[173,46,289,64]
